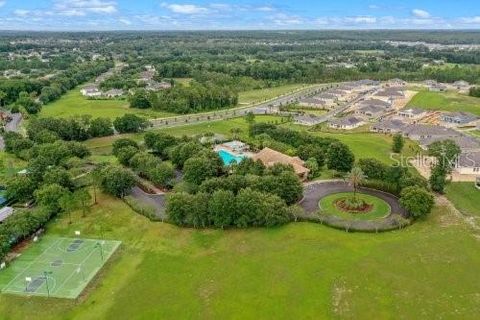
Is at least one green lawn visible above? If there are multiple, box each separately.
[0,151,27,181]
[40,88,175,120]
[464,130,480,138]
[83,115,288,155]
[407,90,480,116]
[446,182,480,217]
[319,192,391,220]
[304,129,421,164]
[1,191,480,319]
[238,84,308,104]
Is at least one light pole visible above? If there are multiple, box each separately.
[43,271,53,297]
[95,242,104,261]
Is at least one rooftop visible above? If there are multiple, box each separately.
[252,147,309,176]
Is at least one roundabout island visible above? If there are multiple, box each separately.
[299,181,410,232]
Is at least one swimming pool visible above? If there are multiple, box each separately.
[0,191,6,206]
[218,149,245,165]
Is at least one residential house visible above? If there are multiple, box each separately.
[441,112,478,125]
[329,116,364,130]
[0,207,14,223]
[455,151,480,175]
[453,80,470,92]
[298,98,327,109]
[429,83,448,92]
[419,135,480,151]
[356,105,386,119]
[252,147,310,180]
[401,124,459,141]
[80,85,102,97]
[294,115,323,126]
[398,108,427,120]
[371,119,408,134]
[104,89,124,98]
[358,98,392,109]
[374,87,405,100]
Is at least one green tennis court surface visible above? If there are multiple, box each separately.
[0,236,121,299]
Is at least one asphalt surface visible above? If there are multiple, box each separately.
[148,84,335,129]
[0,112,22,151]
[299,180,407,218]
[130,186,167,220]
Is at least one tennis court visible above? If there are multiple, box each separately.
[0,236,121,299]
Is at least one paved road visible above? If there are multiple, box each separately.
[0,112,22,150]
[130,186,167,221]
[148,83,337,129]
[299,180,407,218]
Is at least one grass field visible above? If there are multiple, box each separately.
[464,130,480,138]
[407,90,480,116]
[238,84,308,104]
[0,191,479,319]
[446,182,480,217]
[0,151,27,181]
[0,237,120,299]
[319,192,391,221]
[40,88,175,120]
[83,115,287,155]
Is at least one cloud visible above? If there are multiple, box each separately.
[412,9,431,19]
[346,16,377,24]
[53,0,118,16]
[0,1,6,8]
[13,9,29,17]
[459,16,480,24]
[161,3,208,14]
[119,18,132,25]
[368,5,380,10]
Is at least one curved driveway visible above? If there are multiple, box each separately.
[299,181,407,219]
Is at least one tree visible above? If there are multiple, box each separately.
[100,166,136,198]
[358,158,387,180]
[429,164,447,193]
[305,158,319,179]
[113,114,150,133]
[88,117,114,137]
[90,167,103,204]
[208,190,236,228]
[43,167,74,190]
[116,146,140,166]
[327,142,355,172]
[112,138,139,157]
[428,140,461,173]
[5,175,36,203]
[183,157,218,185]
[148,162,175,188]
[230,127,242,140]
[129,90,152,109]
[245,112,255,124]
[35,184,70,213]
[347,167,366,201]
[399,186,434,219]
[59,192,78,224]
[0,90,6,107]
[74,188,92,217]
[392,133,405,153]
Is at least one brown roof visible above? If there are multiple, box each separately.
[252,147,309,175]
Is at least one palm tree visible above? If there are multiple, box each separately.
[347,166,366,201]
[230,127,242,140]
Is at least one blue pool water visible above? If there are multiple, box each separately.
[218,150,245,165]
[0,191,6,206]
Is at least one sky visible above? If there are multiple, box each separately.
[0,0,480,31]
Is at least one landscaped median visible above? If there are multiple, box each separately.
[299,181,411,232]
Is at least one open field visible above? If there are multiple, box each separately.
[0,151,27,181]
[0,237,120,299]
[446,182,480,218]
[238,84,308,104]
[0,191,479,319]
[40,88,175,120]
[407,90,480,116]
